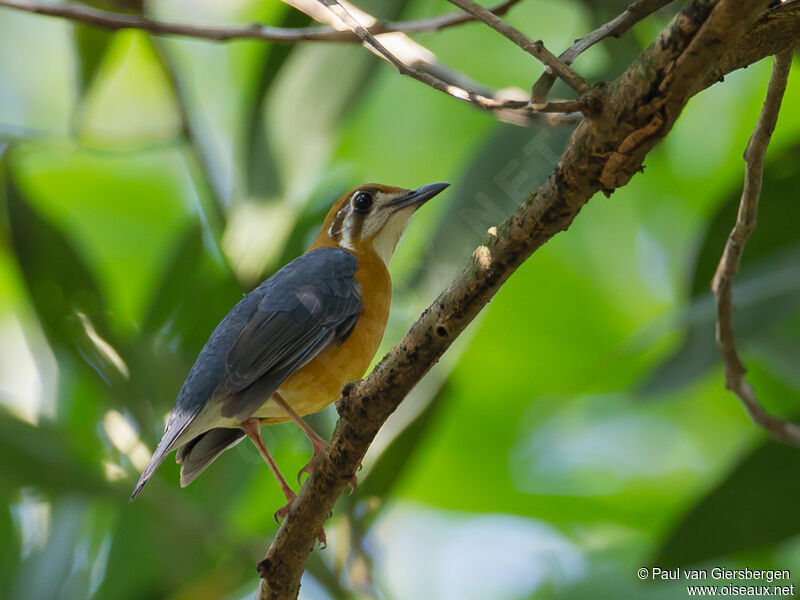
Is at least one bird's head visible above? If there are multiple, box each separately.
[314,182,449,264]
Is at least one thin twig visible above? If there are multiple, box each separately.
[0,0,525,43]
[292,0,580,121]
[532,0,673,103]
[308,0,517,109]
[711,50,800,445]
[446,0,589,95]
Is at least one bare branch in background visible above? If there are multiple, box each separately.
[255,1,783,597]
[0,0,526,42]
[531,0,674,103]
[0,0,578,123]
[285,0,580,121]
[446,0,589,95]
[711,50,800,445]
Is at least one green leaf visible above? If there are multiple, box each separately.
[357,382,448,505]
[404,123,574,291]
[0,407,114,497]
[9,144,199,330]
[262,0,410,204]
[655,439,800,566]
[141,224,242,356]
[73,25,114,95]
[5,169,122,383]
[655,368,800,565]
[644,145,800,394]
[245,6,309,199]
[77,30,182,147]
[689,146,800,298]
[0,495,20,600]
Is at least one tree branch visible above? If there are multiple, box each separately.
[531,0,675,103]
[446,0,589,95]
[710,50,800,445]
[702,0,800,91]
[256,0,782,597]
[0,0,526,42]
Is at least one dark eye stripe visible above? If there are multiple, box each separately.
[328,204,364,243]
[328,205,348,240]
[345,208,364,242]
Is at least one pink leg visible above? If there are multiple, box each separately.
[272,393,358,493]
[240,418,326,547]
[241,419,296,517]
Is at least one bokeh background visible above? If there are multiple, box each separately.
[1,0,799,598]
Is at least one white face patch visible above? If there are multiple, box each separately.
[328,204,356,250]
[340,209,359,250]
[371,206,414,265]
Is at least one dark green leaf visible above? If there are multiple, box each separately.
[644,146,800,394]
[72,0,144,95]
[5,168,124,386]
[141,224,242,356]
[655,440,800,566]
[404,123,574,291]
[356,383,448,504]
[689,146,800,298]
[73,25,113,95]
[0,407,114,497]
[245,7,310,198]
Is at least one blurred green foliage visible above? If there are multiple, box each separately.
[1,1,799,599]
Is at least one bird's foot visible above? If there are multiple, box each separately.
[297,438,327,485]
[296,457,317,486]
[273,493,327,548]
[297,454,358,494]
[346,461,364,494]
[273,490,297,524]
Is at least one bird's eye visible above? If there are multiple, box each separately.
[352,191,373,212]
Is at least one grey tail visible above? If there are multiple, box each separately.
[176,428,246,488]
[130,419,193,501]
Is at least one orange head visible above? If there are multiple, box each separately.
[310,182,449,264]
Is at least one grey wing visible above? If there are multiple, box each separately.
[218,257,363,421]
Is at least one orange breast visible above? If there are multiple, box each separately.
[255,246,391,423]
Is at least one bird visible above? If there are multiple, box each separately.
[130,181,449,520]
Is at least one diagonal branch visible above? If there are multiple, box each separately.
[702,0,800,91]
[256,0,780,598]
[531,0,675,103]
[446,0,589,95]
[710,50,800,445]
[0,0,526,43]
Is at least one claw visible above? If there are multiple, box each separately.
[274,501,291,524]
[273,500,327,547]
[273,487,297,524]
[347,462,362,494]
[297,441,326,485]
[297,456,318,486]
